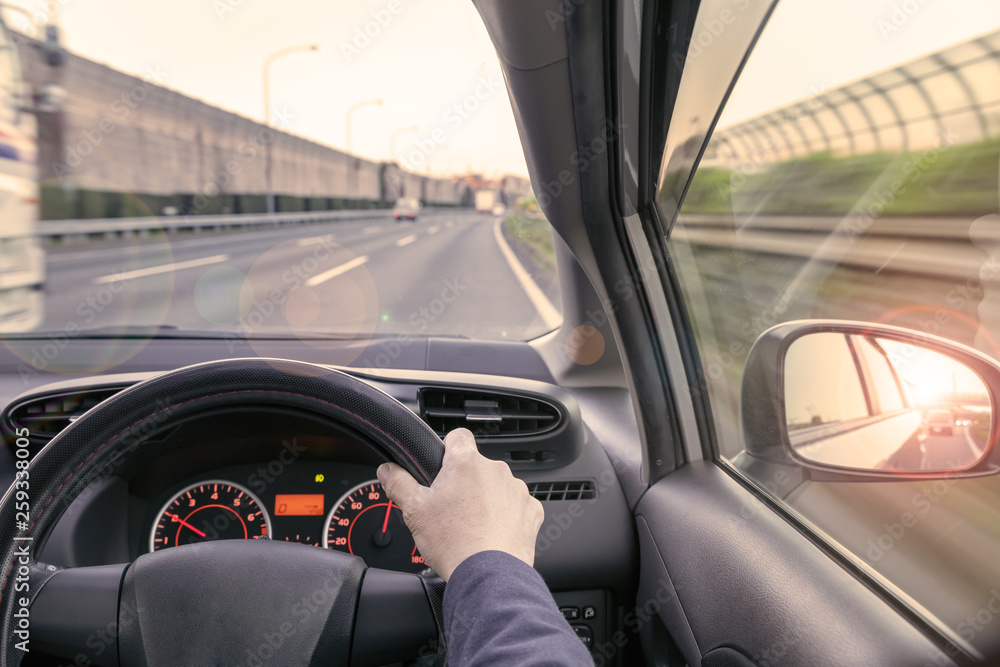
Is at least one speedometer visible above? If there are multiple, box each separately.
[323,480,426,572]
[149,480,271,552]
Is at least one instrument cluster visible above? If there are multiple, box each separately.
[145,460,426,573]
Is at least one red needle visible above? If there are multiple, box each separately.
[167,512,207,537]
[381,500,394,534]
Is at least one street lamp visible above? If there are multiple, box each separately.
[389,125,419,161]
[262,43,319,125]
[0,3,60,65]
[0,3,36,30]
[345,98,383,154]
[262,43,319,214]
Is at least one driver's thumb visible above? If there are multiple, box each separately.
[377,462,423,511]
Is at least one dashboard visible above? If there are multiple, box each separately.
[0,362,640,663]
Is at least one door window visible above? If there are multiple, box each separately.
[661,0,1000,656]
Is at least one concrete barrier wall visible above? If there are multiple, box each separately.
[16,37,473,210]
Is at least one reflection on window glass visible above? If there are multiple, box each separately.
[784,333,868,429]
[855,339,905,413]
[661,0,1000,655]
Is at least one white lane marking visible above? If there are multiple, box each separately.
[298,234,335,246]
[304,255,369,287]
[395,234,417,247]
[94,254,228,284]
[364,226,382,235]
[427,225,440,235]
[445,220,453,228]
[491,218,561,329]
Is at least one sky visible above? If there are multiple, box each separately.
[720,0,1000,126]
[3,0,527,178]
[2,0,999,177]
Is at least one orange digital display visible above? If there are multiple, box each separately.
[274,494,325,516]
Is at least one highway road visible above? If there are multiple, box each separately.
[36,209,562,344]
[878,422,986,471]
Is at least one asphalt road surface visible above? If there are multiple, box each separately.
[37,209,561,343]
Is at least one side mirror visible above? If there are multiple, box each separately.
[741,320,999,481]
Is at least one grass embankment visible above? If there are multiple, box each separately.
[503,213,558,278]
[677,137,1000,217]
[969,418,991,450]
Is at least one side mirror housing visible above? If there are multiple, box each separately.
[741,320,1000,482]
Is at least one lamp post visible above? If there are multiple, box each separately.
[389,125,419,162]
[345,98,383,154]
[262,43,319,214]
[262,43,319,125]
[0,3,35,29]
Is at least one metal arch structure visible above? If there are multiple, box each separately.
[703,28,1000,166]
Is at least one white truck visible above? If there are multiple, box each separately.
[0,15,44,332]
[474,189,497,214]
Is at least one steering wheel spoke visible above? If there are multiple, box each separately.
[29,544,442,667]
[31,562,126,666]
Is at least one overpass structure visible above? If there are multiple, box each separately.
[14,35,532,219]
[703,28,1000,165]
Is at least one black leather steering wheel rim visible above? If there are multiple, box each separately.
[0,358,446,666]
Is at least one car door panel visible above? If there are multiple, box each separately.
[635,462,956,666]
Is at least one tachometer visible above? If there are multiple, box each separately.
[149,480,271,552]
[323,480,426,572]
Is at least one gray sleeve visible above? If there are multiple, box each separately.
[442,550,594,666]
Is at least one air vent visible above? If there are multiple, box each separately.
[527,481,596,501]
[419,388,561,438]
[5,386,126,445]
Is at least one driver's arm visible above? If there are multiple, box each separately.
[377,428,594,666]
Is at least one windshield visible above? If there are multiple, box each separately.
[0,0,563,349]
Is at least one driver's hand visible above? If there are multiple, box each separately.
[377,428,544,581]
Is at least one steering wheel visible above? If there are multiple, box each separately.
[0,358,446,666]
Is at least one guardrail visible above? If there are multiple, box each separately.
[677,214,1000,242]
[38,209,393,244]
[673,214,997,281]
